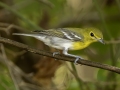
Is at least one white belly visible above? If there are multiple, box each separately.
[35,36,73,50]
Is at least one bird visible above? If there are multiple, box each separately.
[13,27,104,64]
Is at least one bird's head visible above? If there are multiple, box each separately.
[84,27,105,44]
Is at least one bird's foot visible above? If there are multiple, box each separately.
[74,56,83,65]
[53,52,60,56]
[53,52,60,60]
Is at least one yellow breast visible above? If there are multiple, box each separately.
[71,41,92,50]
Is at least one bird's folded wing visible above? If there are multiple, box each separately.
[33,28,83,41]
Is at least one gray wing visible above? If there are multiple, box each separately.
[33,28,83,41]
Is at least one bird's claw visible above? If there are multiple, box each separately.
[74,56,83,65]
[53,52,60,56]
[53,52,60,60]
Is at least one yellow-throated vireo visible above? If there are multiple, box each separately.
[13,28,104,64]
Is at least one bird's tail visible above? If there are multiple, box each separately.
[13,33,38,37]
[13,33,47,42]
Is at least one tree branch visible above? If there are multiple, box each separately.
[0,36,120,74]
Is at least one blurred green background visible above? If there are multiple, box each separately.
[0,0,120,90]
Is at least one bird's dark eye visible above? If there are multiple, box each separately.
[90,32,94,37]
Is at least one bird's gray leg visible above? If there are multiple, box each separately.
[62,48,83,64]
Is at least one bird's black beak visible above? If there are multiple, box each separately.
[98,39,105,44]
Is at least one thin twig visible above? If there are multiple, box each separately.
[0,36,120,74]
[0,44,20,90]
[0,2,41,30]
[93,0,112,39]
[115,0,120,12]
[0,54,41,86]
[0,78,10,90]
[35,0,54,8]
[0,23,28,32]
[105,40,120,44]
[66,64,83,90]
[12,0,34,10]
